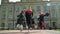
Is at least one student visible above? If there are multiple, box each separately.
[38,11,49,29]
[25,7,33,29]
[16,10,26,30]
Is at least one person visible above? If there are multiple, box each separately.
[25,7,33,29]
[38,11,49,29]
[38,12,45,29]
[16,10,26,30]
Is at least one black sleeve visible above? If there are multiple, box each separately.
[45,13,49,16]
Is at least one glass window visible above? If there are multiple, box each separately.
[9,6,14,12]
[51,13,57,21]
[44,16,49,18]
[50,6,54,11]
[15,6,19,12]
[36,6,40,11]
[1,14,6,19]
[44,6,48,11]
[58,5,60,10]
[22,6,26,9]
[8,21,13,29]
[1,6,6,12]
[1,23,5,29]
[51,13,57,18]
[8,15,13,19]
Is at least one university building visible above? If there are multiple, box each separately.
[0,0,60,30]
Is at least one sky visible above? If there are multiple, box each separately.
[0,0,21,5]
[0,0,50,5]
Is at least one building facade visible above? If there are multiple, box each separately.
[0,0,60,30]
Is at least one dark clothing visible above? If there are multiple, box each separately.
[38,14,44,26]
[39,15,44,22]
[32,18,35,24]
[16,13,25,25]
[38,13,49,29]
[25,11,33,19]
[25,11,33,29]
[38,13,49,23]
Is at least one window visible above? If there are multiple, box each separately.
[36,6,40,11]
[8,15,13,19]
[1,14,6,19]
[51,13,57,20]
[22,6,26,9]
[1,23,5,29]
[50,6,55,11]
[44,6,48,11]
[15,6,19,12]
[9,6,14,12]
[1,6,6,12]
[44,16,49,18]
[51,13,57,18]
[8,21,13,29]
[58,5,60,10]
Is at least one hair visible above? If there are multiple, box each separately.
[21,10,24,14]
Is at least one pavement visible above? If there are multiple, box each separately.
[0,30,60,34]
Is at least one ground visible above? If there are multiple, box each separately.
[0,30,60,34]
